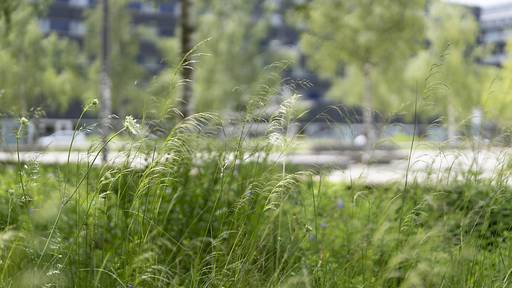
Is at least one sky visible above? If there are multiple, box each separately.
[447,0,512,7]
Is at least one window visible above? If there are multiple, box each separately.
[50,19,70,33]
[128,2,142,11]
[141,3,156,13]
[159,27,174,36]
[69,0,89,7]
[483,30,504,43]
[39,19,50,33]
[160,3,175,14]
[70,21,86,36]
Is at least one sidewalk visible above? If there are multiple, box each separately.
[0,148,510,184]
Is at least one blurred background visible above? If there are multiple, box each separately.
[1,0,512,155]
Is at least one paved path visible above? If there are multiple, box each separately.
[0,150,354,173]
[0,148,510,184]
[328,148,511,184]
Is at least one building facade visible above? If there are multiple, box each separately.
[39,0,178,70]
[476,2,512,66]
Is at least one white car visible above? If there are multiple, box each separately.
[37,130,89,149]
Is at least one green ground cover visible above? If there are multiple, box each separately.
[2,104,512,287]
[1,149,512,287]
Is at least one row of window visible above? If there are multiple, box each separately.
[39,18,174,37]
[53,0,176,15]
[39,19,86,36]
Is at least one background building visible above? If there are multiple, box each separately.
[478,2,512,65]
[39,0,178,71]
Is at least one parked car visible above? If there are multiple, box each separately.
[36,130,89,149]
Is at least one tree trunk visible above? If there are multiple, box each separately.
[447,98,456,146]
[362,63,376,151]
[471,106,482,140]
[100,0,112,163]
[180,0,194,118]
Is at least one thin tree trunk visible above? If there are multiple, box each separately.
[447,98,456,146]
[100,0,112,163]
[362,63,375,151]
[471,106,482,140]
[180,0,194,118]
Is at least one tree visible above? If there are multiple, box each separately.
[154,0,282,114]
[299,0,425,147]
[194,0,279,112]
[0,3,82,115]
[0,0,17,29]
[406,2,487,142]
[99,0,112,162]
[84,0,146,117]
[180,0,194,118]
[145,37,180,118]
[484,42,512,127]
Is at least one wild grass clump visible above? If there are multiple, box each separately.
[295,177,512,287]
[0,91,314,287]
[4,154,512,287]
[2,91,512,287]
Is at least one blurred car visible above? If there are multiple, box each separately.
[36,130,89,149]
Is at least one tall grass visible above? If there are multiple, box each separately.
[4,141,512,287]
[2,71,512,287]
[0,88,313,287]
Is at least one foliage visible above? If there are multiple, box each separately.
[405,2,493,123]
[299,0,425,114]
[83,0,151,117]
[0,0,17,28]
[145,37,181,118]
[0,88,309,287]
[3,150,512,286]
[485,42,512,126]
[296,180,512,287]
[192,1,277,112]
[1,83,512,287]
[0,4,83,115]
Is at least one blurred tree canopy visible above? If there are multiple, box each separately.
[151,0,284,114]
[299,0,426,142]
[0,0,507,134]
[84,0,150,117]
[0,4,83,115]
[0,0,17,28]
[405,2,495,138]
[486,43,512,126]
[192,0,276,112]
[0,1,164,117]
